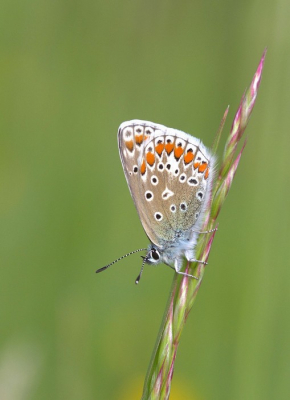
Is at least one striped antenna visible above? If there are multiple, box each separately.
[135,255,147,285]
[96,248,147,274]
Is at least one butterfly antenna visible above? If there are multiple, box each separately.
[96,248,147,274]
[135,255,147,285]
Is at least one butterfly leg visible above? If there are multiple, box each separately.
[191,227,218,234]
[167,263,198,280]
[175,270,198,280]
[188,258,208,265]
[184,250,208,266]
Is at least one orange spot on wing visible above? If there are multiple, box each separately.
[198,162,208,173]
[193,162,200,170]
[146,152,155,166]
[174,146,184,159]
[165,143,174,155]
[141,160,146,175]
[125,140,133,152]
[155,143,165,156]
[184,152,194,164]
[204,168,209,180]
[135,134,143,145]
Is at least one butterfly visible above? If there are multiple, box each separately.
[96,120,216,283]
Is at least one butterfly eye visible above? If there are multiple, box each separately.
[151,249,160,261]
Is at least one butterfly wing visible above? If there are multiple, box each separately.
[118,120,162,246]
[118,120,215,248]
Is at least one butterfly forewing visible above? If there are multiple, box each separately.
[118,120,214,248]
[118,121,163,246]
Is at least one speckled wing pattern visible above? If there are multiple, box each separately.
[118,120,215,248]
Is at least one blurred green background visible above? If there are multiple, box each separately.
[0,1,289,399]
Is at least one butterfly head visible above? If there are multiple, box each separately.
[144,246,162,265]
[135,245,163,284]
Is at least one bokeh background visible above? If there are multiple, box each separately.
[1,1,289,399]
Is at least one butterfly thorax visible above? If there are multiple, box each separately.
[145,230,198,272]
